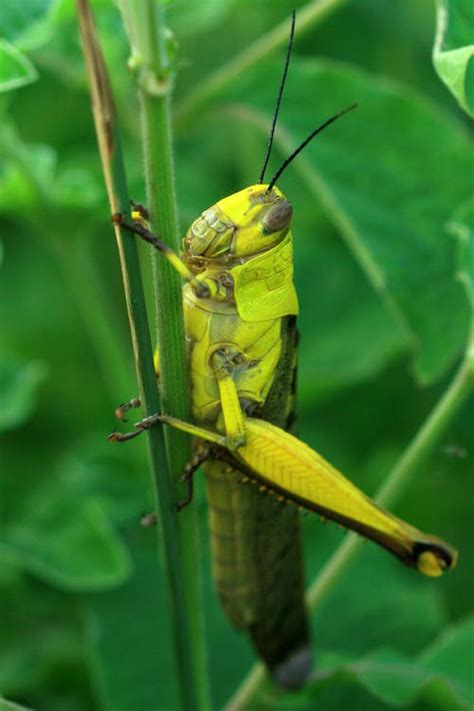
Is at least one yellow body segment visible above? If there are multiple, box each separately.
[183,288,283,425]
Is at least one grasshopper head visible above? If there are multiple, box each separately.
[184,184,292,263]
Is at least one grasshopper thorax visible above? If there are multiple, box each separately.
[183,184,292,269]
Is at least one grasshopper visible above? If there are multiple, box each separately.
[111,13,457,688]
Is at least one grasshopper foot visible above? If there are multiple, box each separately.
[115,397,141,422]
[108,413,162,442]
[130,200,149,222]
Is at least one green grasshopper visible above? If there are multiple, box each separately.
[111,13,457,688]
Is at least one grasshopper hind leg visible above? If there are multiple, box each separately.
[175,445,215,512]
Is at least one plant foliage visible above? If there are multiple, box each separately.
[0,1,472,709]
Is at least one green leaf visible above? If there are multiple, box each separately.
[420,615,474,702]
[0,359,47,432]
[433,0,474,117]
[0,699,33,711]
[331,649,469,709]
[1,492,131,591]
[84,531,179,711]
[167,0,235,38]
[309,549,448,658]
[214,59,473,382]
[0,123,103,212]
[0,569,92,708]
[447,197,474,315]
[348,650,464,708]
[0,125,57,209]
[0,0,55,46]
[0,39,38,93]
[295,221,407,402]
[297,615,474,710]
[57,440,151,527]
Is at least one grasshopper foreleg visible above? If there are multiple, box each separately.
[111,212,230,301]
[111,212,207,291]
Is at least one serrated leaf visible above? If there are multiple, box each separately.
[214,59,473,382]
[433,0,474,117]
[0,39,38,93]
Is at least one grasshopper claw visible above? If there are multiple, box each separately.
[115,397,141,421]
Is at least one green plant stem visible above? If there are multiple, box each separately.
[119,2,210,709]
[75,3,208,710]
[174,0,347,127]
[225,353,474,710]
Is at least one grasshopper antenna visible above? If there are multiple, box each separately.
[267,103,358,191]
[258,10,295,184]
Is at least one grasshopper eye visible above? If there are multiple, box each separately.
[262,199,292,234]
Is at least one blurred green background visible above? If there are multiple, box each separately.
[0,0,473,709]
